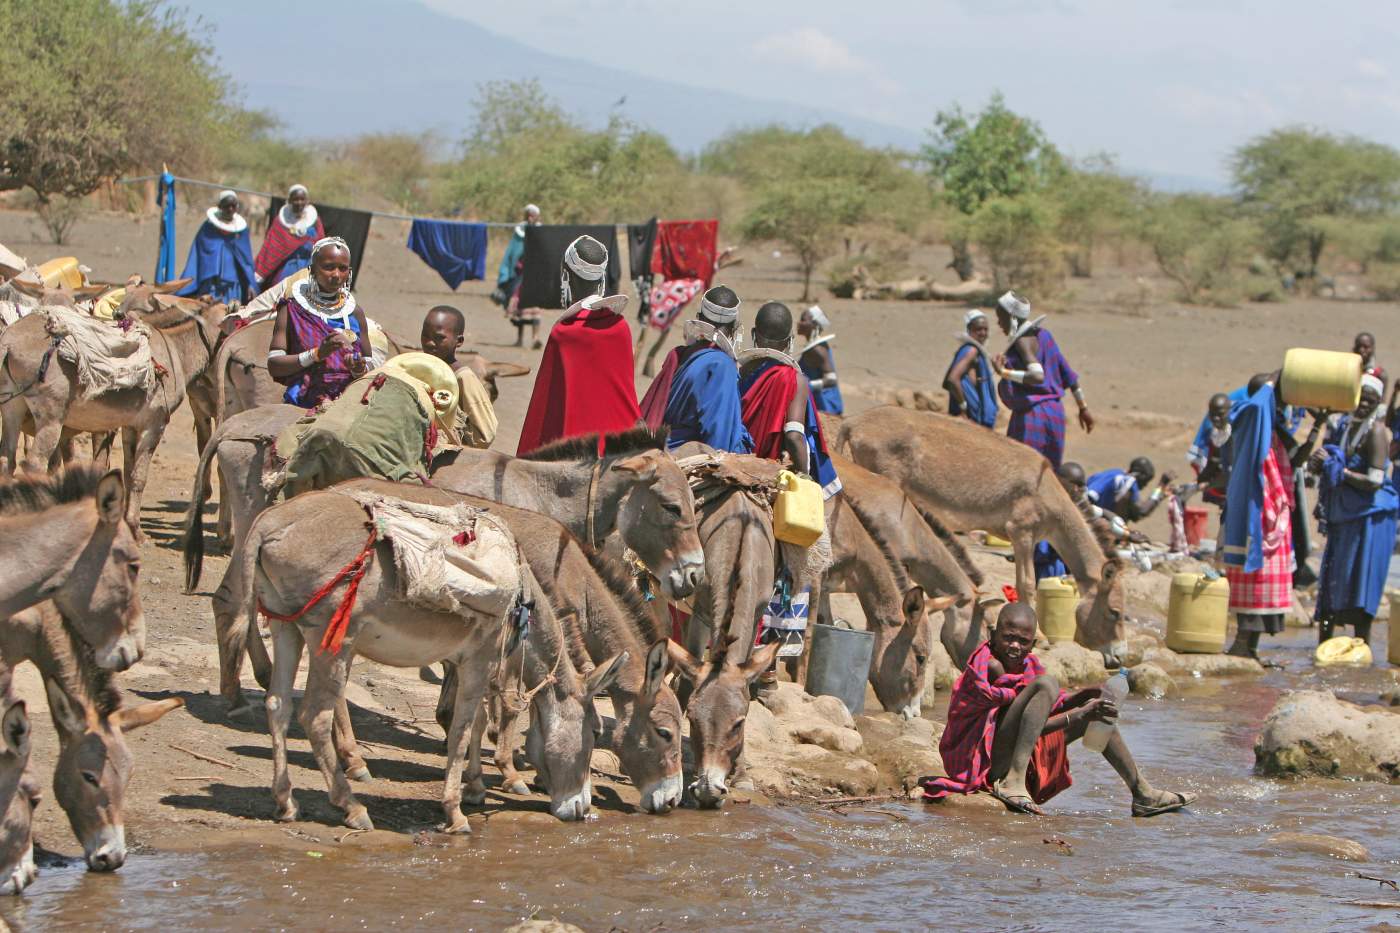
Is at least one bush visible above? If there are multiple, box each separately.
[963,195,1065,295]
[1139,194,1256,305]
[1366,262,1400,300]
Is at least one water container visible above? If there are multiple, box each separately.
[1034,576,1079,644]
[1315,636,1372,667]
[1279,348,1361,412]
[773,470,824,547]
[984,533,1012,549]
[1389,591,1400,667]
[805,623,875,715]
[1081,668,1129,753]
[1165,572,1229,653]
[1183,506,1210,547]
[36,257,83,290]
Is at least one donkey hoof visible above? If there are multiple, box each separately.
[346,764,372,783]
[463,783,487,806]
[274,801,299,823]
[343,809,374,831]
[506,780,531,796]
[441,813,472,835]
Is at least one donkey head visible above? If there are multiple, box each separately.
[612,451,706,600]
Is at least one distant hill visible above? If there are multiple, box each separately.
[195,0,924,154]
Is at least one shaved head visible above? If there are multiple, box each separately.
[754,301,792,341]
[1057,461,1085,486]
[996,601,1037,633]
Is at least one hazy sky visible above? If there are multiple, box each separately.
[423,0,1400,184]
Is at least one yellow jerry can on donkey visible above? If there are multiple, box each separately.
[1166,572,1229,653]
[773,470,824,547]
[36,257,84,290]
[1034,576,1079,643]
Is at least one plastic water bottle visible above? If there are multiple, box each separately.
[1081,668,1129,753]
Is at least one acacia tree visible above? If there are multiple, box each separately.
[0,0,235,239]
[1232,127,1400,285]
[922,93,1064,280]
[1051,154,1142,277]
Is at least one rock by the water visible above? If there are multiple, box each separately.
[504,921,585,933]
[855,712,944,791]
[1126,662,1177,699]
[1037,641,1108,686]
[1254,690,1400,783]
[1267,832,1370,861]
[1143,645,1264,677]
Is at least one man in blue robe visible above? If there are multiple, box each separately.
[1086,457,1171,523]
[177,190,255,304]
[659,285,752,453]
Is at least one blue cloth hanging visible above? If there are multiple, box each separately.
[155,172,176,284]
[407,219,489,290]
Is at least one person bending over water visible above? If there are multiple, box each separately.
[922,603,1194,817]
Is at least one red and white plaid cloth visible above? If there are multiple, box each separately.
[1226,439,1295,613]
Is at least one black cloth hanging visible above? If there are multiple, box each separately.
[517,224,622,310]
[627,218,657,278]
[268,197,373,286]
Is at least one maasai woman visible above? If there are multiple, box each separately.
[1311,375,1397,645]
[944,308,999,428]
[267,237,371,408]
[993,291,1093,467]
[1221,374,1322,660]
[177,190,255,304]
[797,305,844,415]
[495,204,542,349]
[255,184,323,287]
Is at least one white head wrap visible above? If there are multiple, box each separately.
[217,189,237,205]
[288,184,308,198]
[805,304,831,331]
[525,203,540,217]
[964,308,987,328]
[311,236,351,264]
[1360,373,1384,397]
[699,287,739,325]
[562,236,608,281]
[998,291,1030,320]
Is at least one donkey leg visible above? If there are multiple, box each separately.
[0,402,22,474]
[22,416,63,476]
[1008,524,1037,604]
[333,697,371,783]
[122,420,167,536]
[442,654,493,834]
[492,673,530,795]
[301,649,372,830]
[267,622,305,823]
[213,563,253,718]
[464,701,490,806]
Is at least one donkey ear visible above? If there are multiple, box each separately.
[113,696,184,733]
[95,470,126,526]
[43,680,85,739]
[153,277,191,294]
[6,278,45,299]
[643,641,669,698]
[738,641,781,682]
[1,701,30,758]
[924,593,960,615]
[584,651,630,696]
[609,452,659,484]
[665,639,703,683]
[901,586,927,623]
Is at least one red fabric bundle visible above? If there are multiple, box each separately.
[740,363,798,461]
[651,220,718,285]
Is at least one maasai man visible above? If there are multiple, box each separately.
[993,291,1093,467]
[943,308,999,428]
[646,285,752,453]
[177,190,255,304]
[796,305,843,415]
[516,235,641,455]
[1034,462,1135,580]
[419,305,497,449]
[1188,393,1234,512]
[738,302,841,497]
[1311,374,1397,645]
[267,237,371,409]
[1087,457,1173,523]
[255,184,323,287]
[1221,373,1323,659]
[921,603,1193,817]
[496,204,542,349]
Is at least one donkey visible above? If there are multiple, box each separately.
[0,290,224,533]
[837,407,1128,665]
[0,602,183,871]
[0,469,144,670]
[236,484,622,831]
[431,427,706,600]
[0,668,33,896]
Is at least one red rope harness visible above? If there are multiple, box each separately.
[260,527,377,654]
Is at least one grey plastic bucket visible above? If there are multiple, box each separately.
[804,623,875,715]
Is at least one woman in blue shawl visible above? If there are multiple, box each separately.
[1310,375,1397,645]
[177,190,255,304]
[943,309,999,428]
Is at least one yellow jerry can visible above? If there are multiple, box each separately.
[1034,576,1078,644]
[36,256,84,290]
[1165,572,1229,654]
[1315,636,1372,667]
[1279,348,1361,412]
[773,470,824,547]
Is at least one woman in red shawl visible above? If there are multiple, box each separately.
[255,184,324,287]
[922,603,1194,817]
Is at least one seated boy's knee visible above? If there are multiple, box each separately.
[1031,674,1059,694]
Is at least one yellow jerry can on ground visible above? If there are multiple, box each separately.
[1389,591,1400,667]
[773,470,824,547]
[1035,576,1078,644]
[1279,348,1361,412]
[1315,636,1372,667]
[1165,572,1229,654]
[36,257,84,290]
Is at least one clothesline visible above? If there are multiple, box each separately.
[117,173,622,228]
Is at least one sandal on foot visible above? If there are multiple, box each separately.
[1132,791,1195,818]
[990,784,1043,815]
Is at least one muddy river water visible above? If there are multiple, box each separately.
[3,625,1398,931]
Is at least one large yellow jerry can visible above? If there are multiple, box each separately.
[1279,348,1361,411]
[36,257,83,290]
[1166,572,1229,654]
[773,470,824,547]
[1035,576,1079,644]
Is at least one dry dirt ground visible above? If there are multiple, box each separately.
[0,207,1393,860]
